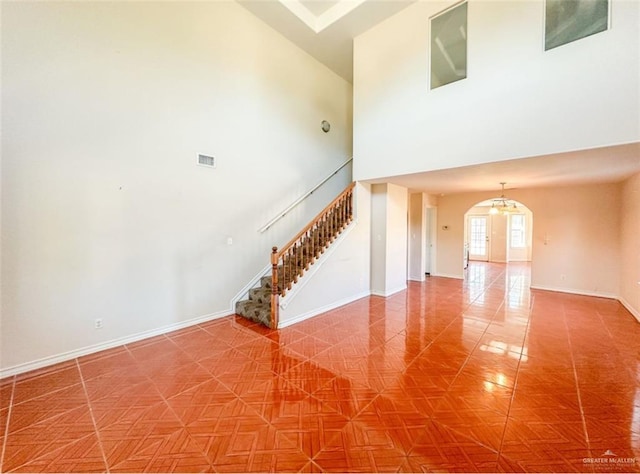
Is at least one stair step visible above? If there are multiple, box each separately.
[261,273,302,290]
[235,300,271,328]
[260,275,273,288]
[249,287,271,303]
[235,215,352,329]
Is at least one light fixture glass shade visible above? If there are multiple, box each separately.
[489,183,518,215]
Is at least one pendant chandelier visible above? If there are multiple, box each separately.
[489,182,518,215]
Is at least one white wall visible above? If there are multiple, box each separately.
[386,184,409,293]
[370,184,388,293]
[353,0,639,180]
[437,182,621,298]
[490,214,508,263]
[1,1,353,374]
[278,183,371,326]
[529,183,620,297]
[408,193,427,281]
[620,172,640,320]
[370,183,408,296]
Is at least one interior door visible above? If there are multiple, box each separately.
[468,215,489,261]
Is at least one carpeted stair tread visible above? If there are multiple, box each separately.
[260,275,273,289]
[248,287,271,304]
[235,300,271,328]
[235,207,352,328]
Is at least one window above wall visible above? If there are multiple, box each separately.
[544,0,609,51]
[430,1,467,90]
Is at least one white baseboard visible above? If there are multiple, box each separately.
[408,274,426,282]
[370,285,407,298]
[531,286,640,323]
[279,291,371,329]
[619,297,640,323]
[0,309,232,379]
[432,273,463,280]
[7,282,637,378]
[529,285,618,300]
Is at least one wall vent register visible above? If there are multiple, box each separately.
[198,154,216,168]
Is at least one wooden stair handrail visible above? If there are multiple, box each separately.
[258,158,353,233]
[275,182,355,261]
[270,182,355,329]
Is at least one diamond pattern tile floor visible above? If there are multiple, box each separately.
[2,262,640,472]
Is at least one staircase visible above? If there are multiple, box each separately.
[234,274,274,327]
[235,182,355,329]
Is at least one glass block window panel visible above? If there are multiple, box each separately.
[430,2,467,90]
[545,0,608,51]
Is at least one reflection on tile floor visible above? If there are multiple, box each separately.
[1,262,639,472]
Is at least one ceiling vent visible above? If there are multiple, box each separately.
[197,154,216,168]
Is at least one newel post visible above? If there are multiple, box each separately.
[270,246,279,329]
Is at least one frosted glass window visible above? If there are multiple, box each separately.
[430,2,467,90]
[545,0,608,51]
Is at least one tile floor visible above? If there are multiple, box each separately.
[1,262,639,472]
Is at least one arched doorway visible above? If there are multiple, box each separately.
[463,199,533,267]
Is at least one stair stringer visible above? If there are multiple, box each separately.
[230,263,271,312]
[277,219,370,328]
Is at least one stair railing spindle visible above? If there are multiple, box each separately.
[270,182,355,329]
[304,230,313,270]
[292,244,298,285]
[343,196,347,225]
[331,205,337,240]
[302,232,307,270]
[270,247,279,329]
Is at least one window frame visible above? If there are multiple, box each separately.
[429,0,468,91]
[509,214,527,249]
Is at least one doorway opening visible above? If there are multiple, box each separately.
[463,199,533,269]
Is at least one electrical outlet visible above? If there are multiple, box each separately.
[95,318,103,329]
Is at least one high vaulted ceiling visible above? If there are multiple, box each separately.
[238,0,416,83]
[239,1,640,194]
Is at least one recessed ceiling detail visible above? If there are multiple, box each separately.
[299,0,339,16]
[279,0,368,33]
[238,0,417,82]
